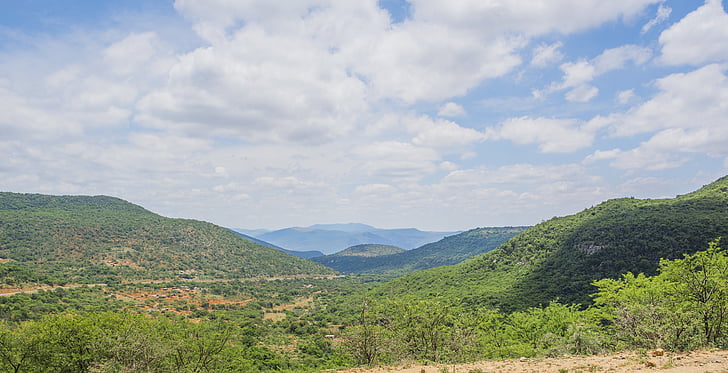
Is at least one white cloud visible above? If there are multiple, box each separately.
[616,89,636,104]
[438,102,467,117]
[353,141,440,180]
[354,23,524,103]
[593,64,728,170]
[558,60,596,89]
[103,32,171,76]
[565,85,599,102]
[354,183,397,195]
[659,0,728,66]
[609,64,728,137]
[485,116,595,153]
[530,42,564,68]
[408,0,661,36]
[547,45,652,102]
[641,3,672,34]
[136,25,369,145]
[593,45,652,73]
[409,116,485,149]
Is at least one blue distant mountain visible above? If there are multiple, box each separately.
[229,230,324,259]
[234,224,459,255]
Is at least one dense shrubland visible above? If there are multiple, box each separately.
[0,193,335,287]
[1,241,726,372]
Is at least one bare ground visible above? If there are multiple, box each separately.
[332,349,728,373]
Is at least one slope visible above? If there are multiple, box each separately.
[312,227,528,275]
[330,244,406,257]
[373,176,728,311]
[0,193,335,287]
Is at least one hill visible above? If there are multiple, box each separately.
[312,227,528,275]
[230,230,324,258]
[0,193,335,287]
[372,176,728,311]
[331,244,406,257]
[251,224,458,255]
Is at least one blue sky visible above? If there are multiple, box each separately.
[2,0,728,231]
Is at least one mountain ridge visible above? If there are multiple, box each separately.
[0,192,335,287]
[245,224,459,255]
[372,176,728,311]
[313,226,528,275]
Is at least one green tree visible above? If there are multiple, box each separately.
[341,299,389,365]
[593,239,728,349]
[659,239,728,345]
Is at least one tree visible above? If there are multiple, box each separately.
[342,299,389,366]
[593,239,728,349]
[659,239,728,345]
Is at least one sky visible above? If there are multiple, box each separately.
[2,0,728,232]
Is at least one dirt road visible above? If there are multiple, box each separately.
[333,349,728,373]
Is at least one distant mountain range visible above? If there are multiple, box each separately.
[312,227,528,276]
[230,231,324,259]
[0,193,335,287]
[234,223,459,255]
[372,175,728,311]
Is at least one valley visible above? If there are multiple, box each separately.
[1,176,728,372]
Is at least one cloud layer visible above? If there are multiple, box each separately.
[1,0,727,231]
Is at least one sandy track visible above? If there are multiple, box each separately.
[332,349,728,373]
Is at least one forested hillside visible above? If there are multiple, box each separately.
[330,244,406,257]
[373,176,728,311]
[312,227,527,275]
[0,193,335,287]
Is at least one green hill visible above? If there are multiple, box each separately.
[0,193,335,287]
[372,176,728,311]
[312,227,528,275]
[331,244,406,257]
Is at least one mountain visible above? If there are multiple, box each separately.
[312,227,528,275]
[330,244,406,257]
[372,176,728,311]
[0,193,335,287]
[308,223,376,232]
[230,230,324,259]
[250,224,459,255]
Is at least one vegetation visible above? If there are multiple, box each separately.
[330,244,406,257]
[373,176,728,310]
[312,227,527,276]
[1,177,728,371]
[0,193,335,287]
[593,239,728,350]
[2,240,724,371]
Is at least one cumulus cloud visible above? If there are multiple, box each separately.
[1,0,705,230]
[591,64,728,170]
[609,64,728,137]
[438,102,467,117]
[135,25,370,145]
[658,0,728,66]
[484,116,595,153]
[408,116,485,149]
[546,45,652,102]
